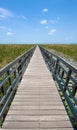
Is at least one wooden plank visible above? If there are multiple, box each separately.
[0,128,72,130]
[12,101,63,105]
[3,121,72,129]
[5,115,69,121]
[7,109,68,115]
[3,122,39,129]
[40,121,73,128]
[2,46,73,130]
[10,105,66,110]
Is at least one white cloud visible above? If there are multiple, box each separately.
[18,15,27,20]
[17,15,27,20]
[7,32,14,36]
[21,15,27,20]
[0,8,13,19]
[40,19,47,24]
[57,17,60,20]
[45,26,54,29]
[43,8,48,12]
[0,26,6,29]
[0,14,5,18]
[48,29,56,35]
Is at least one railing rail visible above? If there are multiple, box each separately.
[40,46,77,122]
[0,46,35,120]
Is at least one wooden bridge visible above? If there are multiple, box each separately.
[0,46,76,129]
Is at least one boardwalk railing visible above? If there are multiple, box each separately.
[0,46,35,120]
[40,46,77,122]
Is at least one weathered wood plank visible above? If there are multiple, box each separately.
[3,121,72,129]
[8,109,68,115]
[3,122,39,129]
[0,128,72,130]
[40,121,73,128]
[5,115,69,121]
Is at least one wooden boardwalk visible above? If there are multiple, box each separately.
[1,46,73,130]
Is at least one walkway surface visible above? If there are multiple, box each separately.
[1,46,73,130]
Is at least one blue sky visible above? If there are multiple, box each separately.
[0,0,77,44]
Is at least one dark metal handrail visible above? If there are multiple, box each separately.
[0,46,35,120]
[40,46,77,122]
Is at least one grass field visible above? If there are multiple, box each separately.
[0,44,34,69]
[41,44,77,62]
[0,44,77,69]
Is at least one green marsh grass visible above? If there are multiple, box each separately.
[0,44,34,69]
[41,44,77,61]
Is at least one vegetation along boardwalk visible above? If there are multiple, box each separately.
[1,46,73,129]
